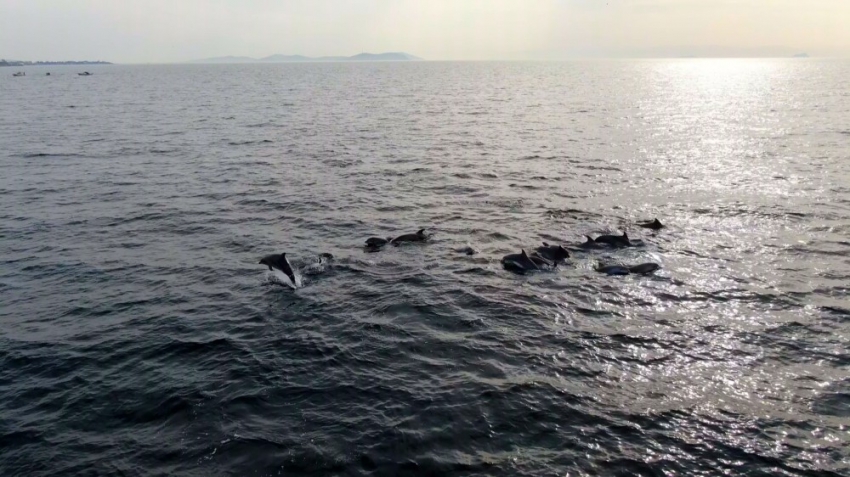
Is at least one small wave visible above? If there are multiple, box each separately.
[822,305,850,317]
[453,267,496,276]
[226,139,274,146]
[21,152,82,158]
[508,183,541,190]
[322,158,362,168]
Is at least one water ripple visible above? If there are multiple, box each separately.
[1,60,849,476]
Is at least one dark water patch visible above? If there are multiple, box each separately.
[811,379,850,417]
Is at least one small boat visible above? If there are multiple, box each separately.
[78,71,92,76]
[12,72,25,77]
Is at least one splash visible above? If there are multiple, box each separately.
[268,269,302,289]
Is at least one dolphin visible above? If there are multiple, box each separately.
[456,246,477,256]
[595,264,631,275]
[259,253,297,287]
[391,229,428,245]
[595,262,661,276]
[501,249,540,274]
[365,237,392,250]
[637,218,664,230]
[628,262,661,274]
[529,252,556,268]
[580,235,603,249]
[593,231,631,247]
[534,242,570,263]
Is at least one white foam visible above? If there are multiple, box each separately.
[270,269,302,289]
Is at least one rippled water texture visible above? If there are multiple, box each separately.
[1,60,849,476]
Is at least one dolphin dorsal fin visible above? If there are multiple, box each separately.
[521,249,529,258]
[417,228,425,235]
[585,235,594,242]
[542,242,549,247]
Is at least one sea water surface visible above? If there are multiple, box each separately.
[1,60,849,476]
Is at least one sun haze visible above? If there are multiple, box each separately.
[1,0,848,62]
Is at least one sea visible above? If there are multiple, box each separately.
[1,60,848,476]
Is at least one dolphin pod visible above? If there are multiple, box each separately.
[261,219,665,287]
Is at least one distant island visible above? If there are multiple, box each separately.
[0,59,111,67]
[792,53,810,58]
[192,52,422,64]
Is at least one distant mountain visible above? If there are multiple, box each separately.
[1,59,111,67]
[348,52,422,61]
[192,52,422,64]
[193,56,257,64]
[259,54,312,62]
[792,53,810,58]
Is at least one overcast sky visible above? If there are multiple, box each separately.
[2,0,848,62]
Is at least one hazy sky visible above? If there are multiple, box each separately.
[2,0,848,62]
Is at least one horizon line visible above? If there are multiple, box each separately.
[113,56,848,65]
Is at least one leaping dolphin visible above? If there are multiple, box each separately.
[259,253,297,287]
